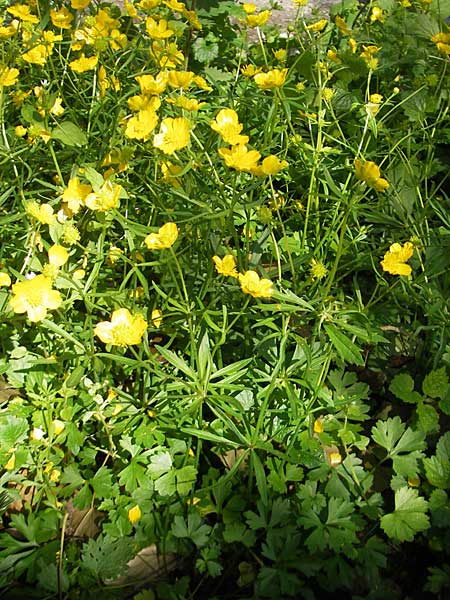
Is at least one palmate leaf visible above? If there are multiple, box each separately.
[380,487,429,542]
[81,534,134,580]
[371,416,425,455]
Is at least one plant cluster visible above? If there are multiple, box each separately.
[0,0,449,598]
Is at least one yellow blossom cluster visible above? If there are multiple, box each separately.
[213,255,273,299]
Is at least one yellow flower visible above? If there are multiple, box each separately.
[380,242,414,276]
[153,117,190,154]
[167,70,195,89]
[136,72,169,95]
[218,145,261,172]
[128,504,142,524]
[370,7,384,23]
[168,96,205,111]
[146,17,174,39]
[48,245,69,267]
[313,418,323,433]
[151,41,184,69]
[310,258,328,280]
[95,308,148,346]
[49,469,61,482]
[62,177,92,214]
[4,453,15,471]
[125,109,159,141]
[0,21,19,38]
[241,64,261,77]
[213,255,239,278]
[69,54,98,73]
[369,93,383,104]
[335,16,351,35]
[22,45,48,67]
[273,48,287,62]
[354,159,389,192]
[238,270,273,298]
[10,275,62,322]
[7,4,39,23]
[26,201,55,224]
[327,49,341,63]
[0,66,19,87]
[151,309,163,327]
[52,420,65,435]
[50,7,74,29]
[246,10,271,27]
[305,19,328,32]
[73,269,85,280]
[84,181,122,211]
[242,3,257,13]
[348,38,357,53]
[210,108,249,145]
[145,222,179,250]
[260,155,288,176]
[254,68,288,90]
[0,272,11,287]
[71,0,91,8]
[328,451,342,467]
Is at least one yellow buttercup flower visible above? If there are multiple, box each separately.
[153,117,190,154]
[26,201,55,224]
[62,177,92,214]
[213,255,239,278]
[50,7,74,29]
[354,159,389,192]
[380,242,414,276]
[313,418,323,433]
[245,10,271,27]
[0,66,19,87]
[48,245,69,267]
[10,275,62,322]
[168,96,205,111]
[84,181,122,211]
[210,108,249,145]
[238,270,273,298]
[4,453,15,471]
[161,161,183,187]
[145,222,179,250]
[370,7,384,23]
[125,109,159,141]
[254,68,288,90]
[71,0,91,8]
[94,308,148,346]
[241,64,261,77]
[219,144,261,173]
[128,504,142,524]
[145,17,174,39]
[0,272,11,287]
[242,3,257,13]
[136,72,169,95]
[151,41,184,69]
[7,4,39,23]
[69,54,98,73]
[335,16,351,35]
[305,19,328,32]
[260,155,288,176]
[52,419,65,435]
[167,70,195,89]
[151,309,163,327]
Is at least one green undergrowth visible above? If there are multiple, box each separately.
[0,0,449,598]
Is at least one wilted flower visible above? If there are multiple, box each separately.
[238,270,273,298]
[94,308,148,346]
[213,255,239,278]
[84,181,122,211]
[10,275,62,322]
[145,222,179,250]
[380,242,414,276]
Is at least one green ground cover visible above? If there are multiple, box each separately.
[0,0,449,598]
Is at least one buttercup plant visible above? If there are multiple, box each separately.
[0,0,449,598]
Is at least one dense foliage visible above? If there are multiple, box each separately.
[0,0,449,598]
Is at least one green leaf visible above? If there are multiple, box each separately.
[371,416,425,455]
[91,466,116,499]
[324,324,364,366]
[252,452,268,505]
[51,121,87,147]
[81,535,134,580]
[0,416,28,449]
[416,400,440,434]
[392,451,423,477]
[423,456,450,489]
[176,465,197,496]
[192,35,219,64]
[380,487,429,542]
[147,451,172,478]
[118,459,146,492]
[171,511,211,547]
[422,367,448,399]
[389,373,422,404]
[154,470,176,496]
